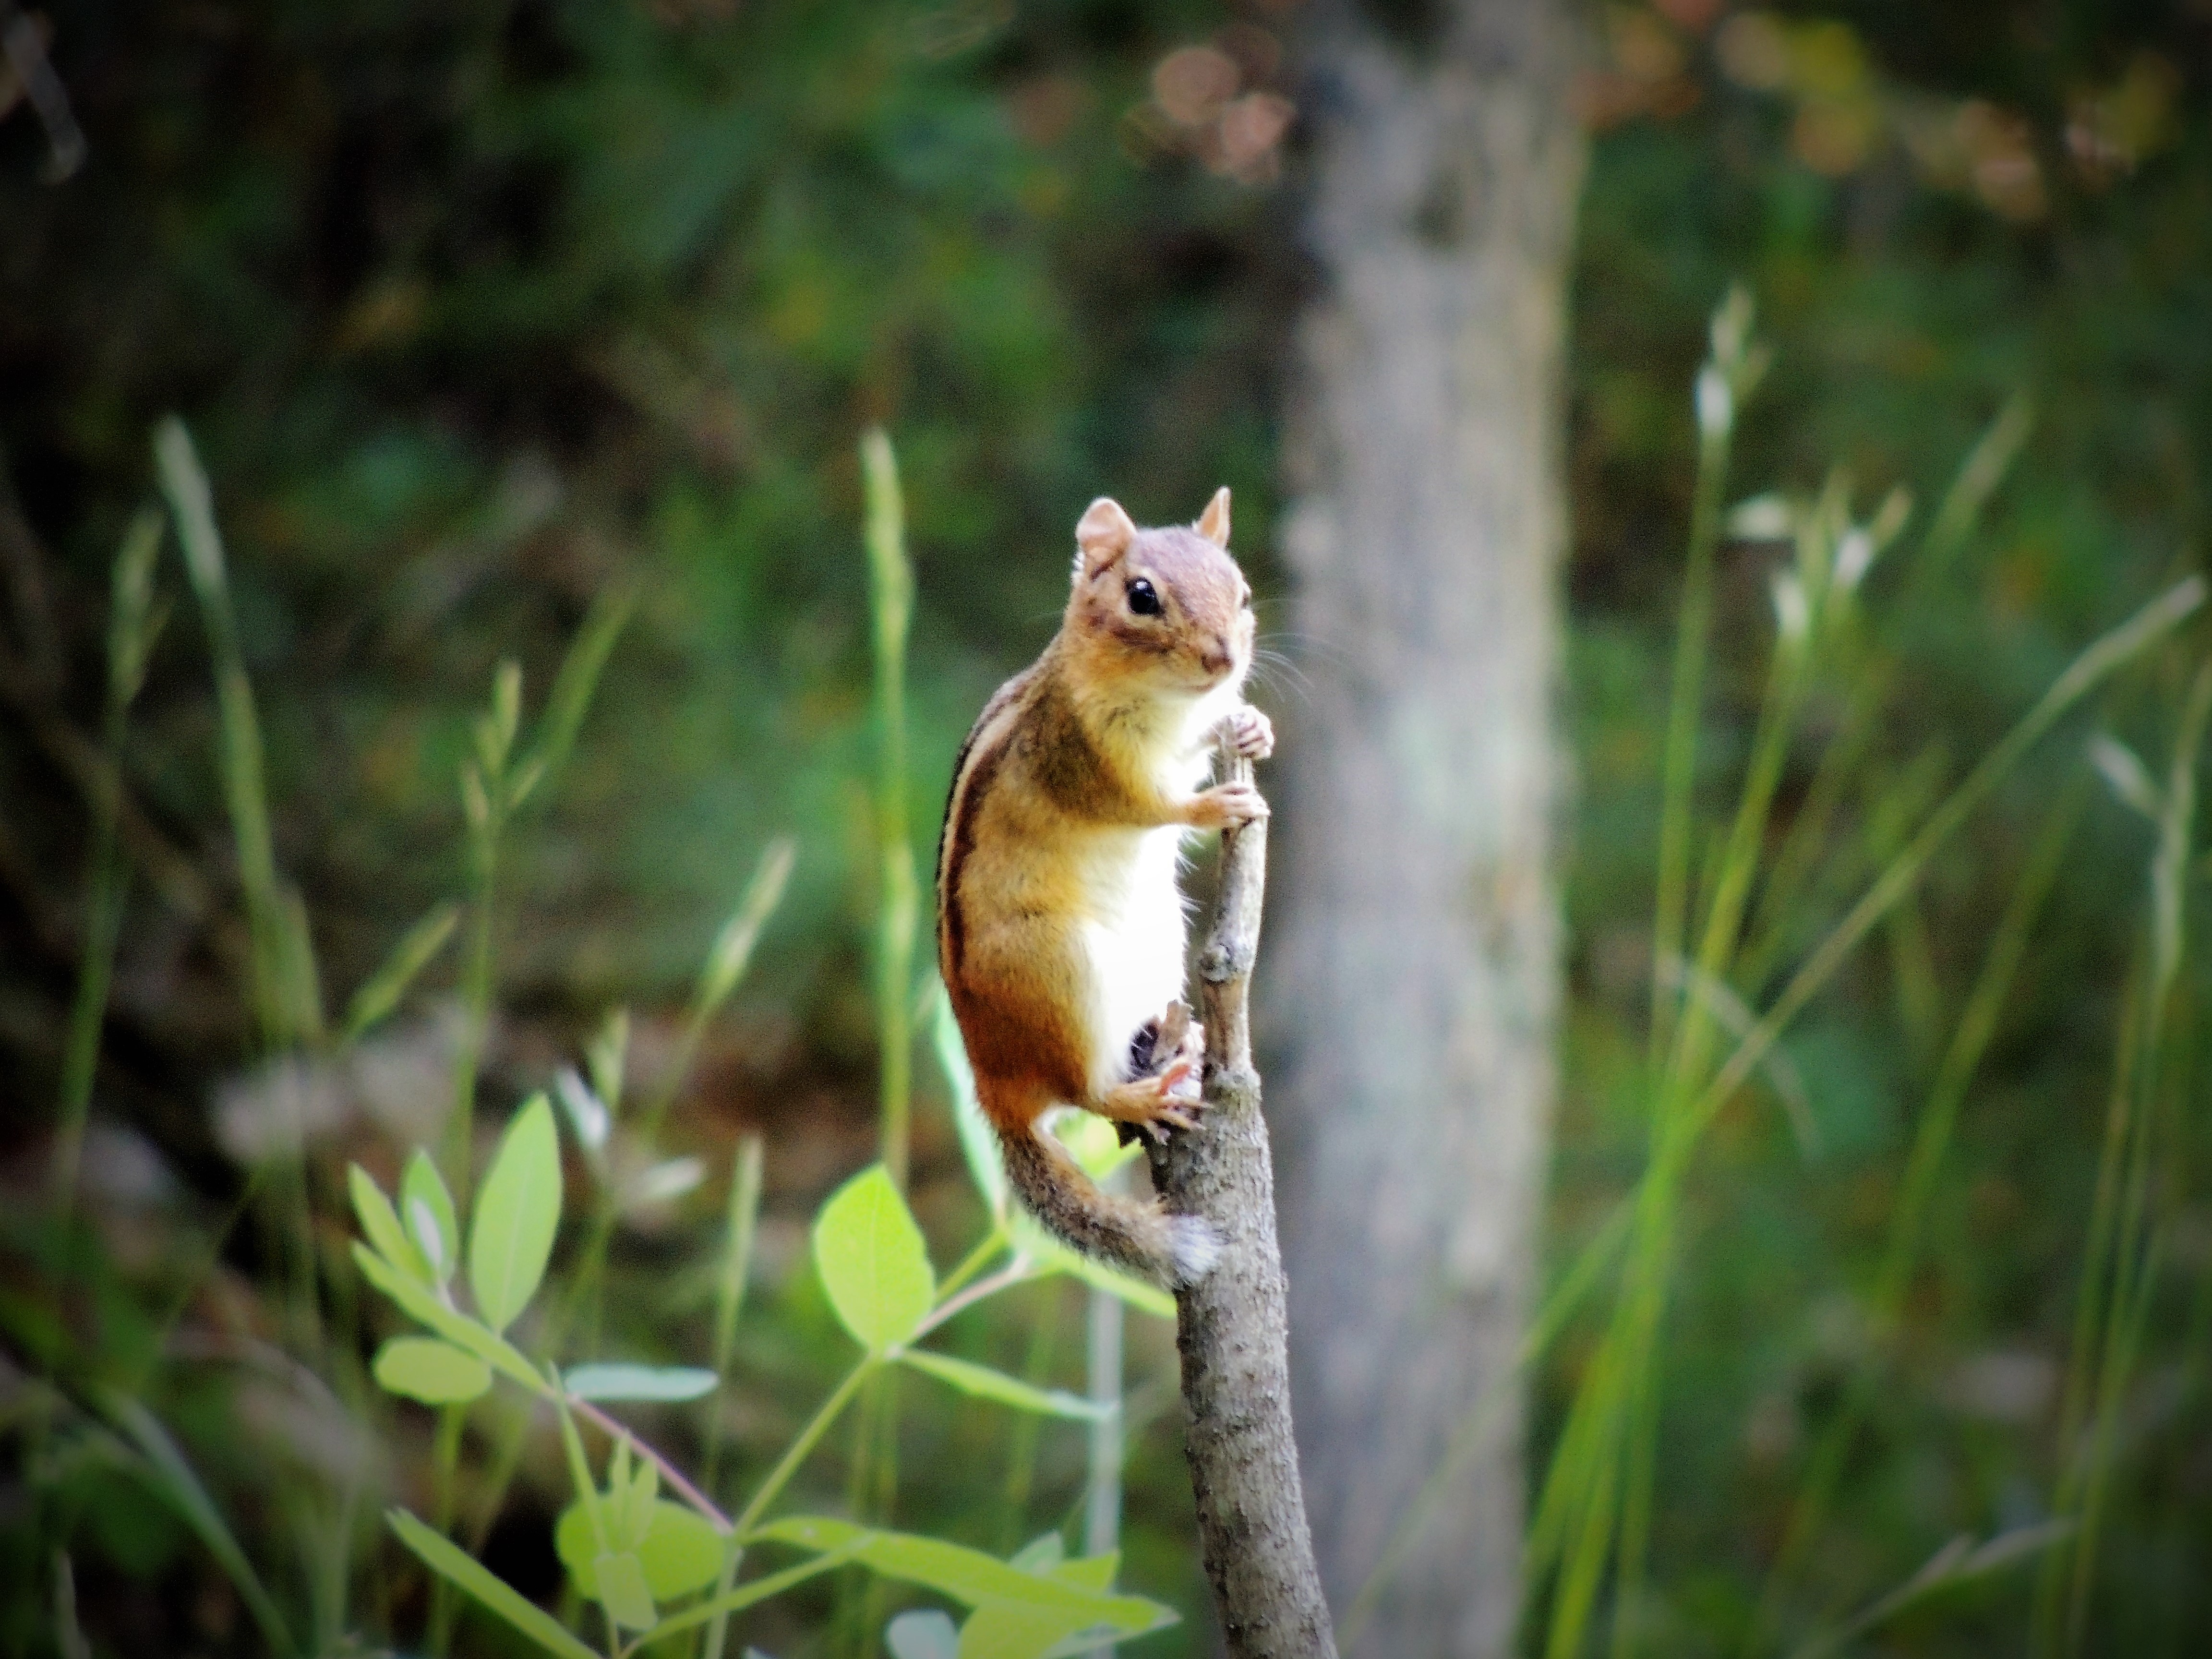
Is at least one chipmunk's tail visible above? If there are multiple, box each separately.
[998,1122,1219,1288]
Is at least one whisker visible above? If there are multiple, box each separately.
[1250,648,1316,693]
[1246,655,1316,709]
[1256,630,1359,669]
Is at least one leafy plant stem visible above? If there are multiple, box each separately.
[732,1359,875,1538]
[426,1405,467,1657]
[934,1228,1011,1303]
[703,1134,765,1496]
[1083,1272,1125,1659]
[570,1395,733,1533]
[911,1258,1036,1341]
[1647,353,1734,1068]
[997,1300,1061,1552]
[445,791,503,1204]
[862,427,917,1188]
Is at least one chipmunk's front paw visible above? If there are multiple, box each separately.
[1222,705,1274,760]
[1184,781,1269,830]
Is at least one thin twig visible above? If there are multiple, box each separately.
[1145,739,1336,1658]
[569,1396,734,1535]
[908,1258,1036,1342]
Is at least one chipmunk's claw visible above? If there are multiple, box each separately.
[1223,705,1274,760]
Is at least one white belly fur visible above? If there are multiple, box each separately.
[1071,685,1234,1100]
[1077,825,1191,1098]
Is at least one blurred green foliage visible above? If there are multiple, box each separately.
[2,0,1286,1065]
[5,0,2212,1654]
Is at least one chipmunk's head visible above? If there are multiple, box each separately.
[1064,488,1254,699]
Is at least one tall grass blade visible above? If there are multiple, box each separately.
[2038,660,2212,1654]
[862,426,918,1188]
[387,1509,600,1659]
[104,1392,300,1658]
[638,836,795,1147]
[1751,788,2080,1647]
[340,901,462,1046]
[1538,577,2199,1658]
[1692,575,2201,1132]
[155,417,304,1050]
[704,1132,765,1492]
[1915,395,2032,590]
[515,579,637,800]
[52,1551,91,1659]
[446,588,632,1196]
[1791,1521,2071,1659]
[53,507,164,1217]
[1605,516,1825,1656]
[1648,287,1756,1063]
[274,880,326,1045]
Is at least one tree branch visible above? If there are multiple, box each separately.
[1147,740,1338,1658]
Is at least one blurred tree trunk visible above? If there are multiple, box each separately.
[1266,2,1585,1653]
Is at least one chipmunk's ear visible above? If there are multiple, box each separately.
[1074,497,1138,577]
[1195,486,1231,548]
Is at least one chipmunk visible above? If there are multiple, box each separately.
[936,488,1274,1286]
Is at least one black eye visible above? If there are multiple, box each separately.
[1126,578,1162,617]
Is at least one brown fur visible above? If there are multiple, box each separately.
[935,493,1261,1284]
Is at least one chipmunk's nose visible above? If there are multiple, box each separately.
[1199,635,1233,677]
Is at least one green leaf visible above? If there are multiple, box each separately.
[402,1149,459,1284]
[373,1337,492,1404]
[636,1510,726,1599]
[557,1499,726,1599]
[469,1094,562,1333]
[1036,1624,1144,1659]
[351,1243,545,1394]
[697,837,796,1014]
[753,1519,1172,1636]
[812,1165,934,1351]
[386,1509,599,1659]
[594,1551,658,1631]
[898,1351,1107,1421]
[1049,1554,1118,1593]
[340,902,460,1045]
[349,1164,431,1285]
[712,1134,765,1378]
[563,1363,719,1402]
[930,983,1005,1220]
[1007,1534,1063,1574]
[959,1603,1100,1659]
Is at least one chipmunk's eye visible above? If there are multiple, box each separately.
[1126,577,1163,617]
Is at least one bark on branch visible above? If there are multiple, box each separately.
[1145,740,1338,1659]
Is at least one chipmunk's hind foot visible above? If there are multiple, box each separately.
[1105,1000,1206,1144]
